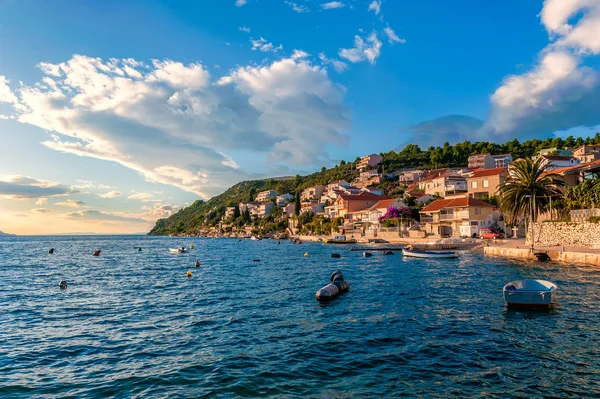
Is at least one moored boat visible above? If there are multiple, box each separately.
[169,247,187,253]
[402,248,458,259]
[503,279,557,309]
[323,235,357,244]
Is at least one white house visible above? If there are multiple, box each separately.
[282,203,296,216]
[492,154,513,168]
[357,154,383,171]
[256,190,277,202]
[301,186,324,201]
[537,155,581,170]
[255,202,275,217]
[276,193,294,206]
[225,207,235,219]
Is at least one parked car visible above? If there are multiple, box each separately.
[480,228,504,240]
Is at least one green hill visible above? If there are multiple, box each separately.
[148,134,600,235]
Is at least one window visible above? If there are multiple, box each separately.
[483,180,489,188]
[471,181,478,189]
[475,207,481,215]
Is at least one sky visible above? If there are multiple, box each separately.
[1,0,599,235]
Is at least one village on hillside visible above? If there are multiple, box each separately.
[195,144,600,241]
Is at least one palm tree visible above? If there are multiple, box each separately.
[497,158,564,225]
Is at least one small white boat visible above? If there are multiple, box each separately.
[402,248,458,259]
[503,279,557,309]
[169,248,187,253]
[250,236,262,241]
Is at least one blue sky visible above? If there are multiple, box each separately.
[1,0,599,234]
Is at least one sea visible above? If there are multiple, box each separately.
[1,235,599,398]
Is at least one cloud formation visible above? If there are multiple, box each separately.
[368,0,381,15]
[235,0,247,7]
[35,197,48,205]
[65,209,148,223]
[98,191,122,198]
[321,2,345,10]
[318,53,348,73]
[1,55,351,198]
[285,1,310,13]
[484,0,600,140]
[339,32,382,64]
[128,192,154,200]
[0,176,76,199]
[384,26,405,44]
[250,37,283,52]
[55,199,87,208]
[31,208,51,214]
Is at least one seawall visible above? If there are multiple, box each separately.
[484,246,600,266]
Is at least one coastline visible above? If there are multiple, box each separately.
[484,239,600,267]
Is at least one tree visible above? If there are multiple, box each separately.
[497,158,564,225]
[233,204,241,219]
[243,209,251,223]
[248,187,256,202]
[294,191,301,216]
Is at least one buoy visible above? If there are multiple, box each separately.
[304,252,309,257]
[195,260,200,267]
[138,247,142,252]
[191,244,195,249]
[93,250,101,256]
[187,270,192,278]
[331,253,341,258]
[363,252,372,257]
[278,241,280,245]
[48,248,55,254]
[316,270,349,302]
[253,259,260,262]
[58,280,67,289]
[298,240,303,244]
[383,251,394,255]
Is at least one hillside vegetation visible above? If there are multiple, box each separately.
[148,134,600,235]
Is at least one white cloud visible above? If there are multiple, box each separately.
[55,199,87,208]
[35,197,48,205]
[291,50,310,60]
[3,55,350,197]
[98,191,123,198]
[0,76,18,104]
[235,0,247,7]
[384,26,405,44]
[318,53,348,73]
[65,209,148,223]
[339,32,382,64]
[239,26,251,33]
[128,192,154,200]
[285,1,310,13]
[250,37,283,53]
[0,176,76,199]
[484,0,600,139]
[31,208,51,214]
[368,0,381,15]
[321,1,345,9]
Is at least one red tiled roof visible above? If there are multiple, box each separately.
[367,198,405,211]
[541,155,576,161]
[421,197,494,213]
[541,159,600,177]
[338,192,388,201]
[405,183,418,191]
[408,191,429,198]
[469,167,508,178]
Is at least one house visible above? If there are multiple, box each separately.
[357,154,383,171]
[340,185,361,195]
[282,203,296,216]
[467,168,509,199]
[320,189,344,204]
[328,192,387,220]
[419,173,468,197]
[255,202,275,217]
[256,190,277,202]
[398,170,424,184]
[239,203,258,214]
[492,154,513,168]
[572,145,600,164]
[326,180,351,192]
[468,153,495,169]
[354,170,383,188]
[300,203,325,215]
[301,186,324,201]
[405,191,434,204]
[354,198,408,229]
[538,155,580,170]
[361,187,384,196]
[276,193,294,206]
[420,197,500,238]
[359,170,379,180]
[225,207,236,219]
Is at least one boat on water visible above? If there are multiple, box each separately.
[402,248,458,259]
[323,235,357,244]
[503,279,557,309]
[169,247,187,253]
[250,236,262,241]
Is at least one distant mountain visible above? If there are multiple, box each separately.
[0,230,16,236]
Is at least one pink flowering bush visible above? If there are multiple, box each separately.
[378,206,413,221]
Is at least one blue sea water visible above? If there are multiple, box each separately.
[1,235,600,398]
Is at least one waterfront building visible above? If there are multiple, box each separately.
[468,153,495,169]
[467,168,509,199]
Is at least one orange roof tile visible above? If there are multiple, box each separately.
[421,197,494,213]
[469,167,508,178]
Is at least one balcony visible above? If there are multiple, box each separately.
[420,215,438,223]
[446,183,468,192]
[438,210,469,220]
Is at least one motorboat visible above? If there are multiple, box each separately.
[503,279,557,309]
[250,236,262,241]
[402,248,458,259]
[169,248,187,253]
[323,235,357,244]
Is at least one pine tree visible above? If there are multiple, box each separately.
[295,191,301,216]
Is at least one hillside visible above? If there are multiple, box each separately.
[0,230,16,236]
[148,134,600,236]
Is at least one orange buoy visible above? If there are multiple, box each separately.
[93,250,101,256]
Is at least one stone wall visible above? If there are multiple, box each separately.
[531,222,600,249]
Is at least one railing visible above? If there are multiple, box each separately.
[446,184,467,191]
[421,215,436,223]
[439,213,455,220]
